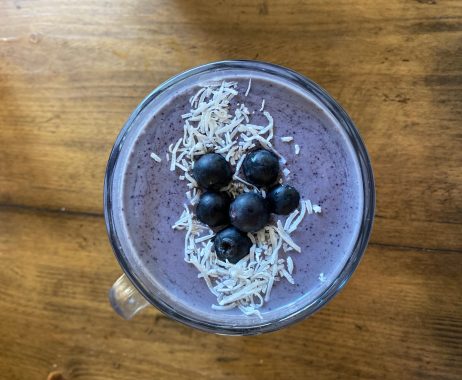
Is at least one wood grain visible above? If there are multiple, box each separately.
[0,208,460,380]
[0,0,461,379]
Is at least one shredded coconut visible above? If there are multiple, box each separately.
[287,201,306,234]
[169,80,322,316]
[244,78,252,96]
[281,136,293,142]
[313,204,322,214]
[295,144,300,155]
[276,220,301,253]
[259,99,265,112]
[287,256,294,274]
[305,199,313,214]
[150,152,162,163]
[283,168,291,177]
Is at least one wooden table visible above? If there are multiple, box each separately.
[1,1,461,379]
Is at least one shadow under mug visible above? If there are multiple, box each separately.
[104,60,375,335]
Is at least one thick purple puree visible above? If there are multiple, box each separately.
[112,70,364,324]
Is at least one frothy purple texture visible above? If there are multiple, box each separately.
[111,72,363,326]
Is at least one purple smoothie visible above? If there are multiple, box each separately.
[110,70,364,326]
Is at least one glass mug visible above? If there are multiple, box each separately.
[104,60,375,335]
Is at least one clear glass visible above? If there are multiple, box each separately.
[109,274,149,319]
[104,60,375,335]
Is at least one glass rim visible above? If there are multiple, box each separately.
[104,60,375,335]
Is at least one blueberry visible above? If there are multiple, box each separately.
[214,226,252,264]
[196,191,231,227]
[242,149,279,187]
[193,153,233,190]
[267,184,300,215]
[229,192,270,232]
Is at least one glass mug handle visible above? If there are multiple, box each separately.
[109,274,149,319]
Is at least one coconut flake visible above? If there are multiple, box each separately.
[313,204,322,214]
[212,303,238,311]
[259,99,265,112]
[283,243,294,252]
[150,152,162,162]
[283,168,291,177]
[262,111,274,140]
[190,189,200,205]
[281,269,295,284]
[234,153,246,175]
[305,199,313,214]
[234,175,256,189]
[195,233,215,243]
[184,172,198,187]
[281,136,293,143]
[287,256,294,274]
[284,209,300,231]
[170,138,182,171]
[244,78,252,96]
[175,162,188,172]
[287,201,306,234]
[276,220,301,253]
[295,144,300,155]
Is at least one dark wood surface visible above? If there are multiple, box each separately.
[0,1,461,379]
